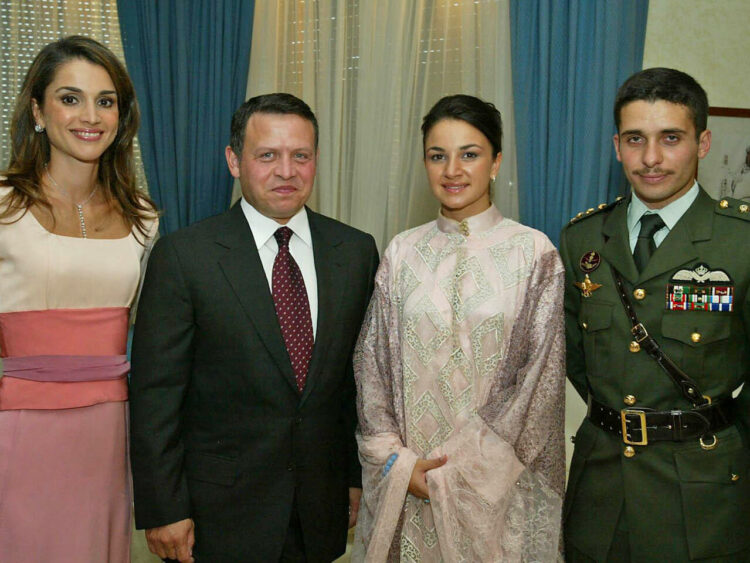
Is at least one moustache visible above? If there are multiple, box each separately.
[635,168,672,176]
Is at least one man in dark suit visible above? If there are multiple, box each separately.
[129,93,379,562]
[561,68,750,561]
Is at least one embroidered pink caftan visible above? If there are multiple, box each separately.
[0,186,156,562]
[353,205,566,562]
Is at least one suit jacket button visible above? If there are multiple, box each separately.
[624,446,636,458]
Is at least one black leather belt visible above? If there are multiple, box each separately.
[587,396,734,446]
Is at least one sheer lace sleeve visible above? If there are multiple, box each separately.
[353,250,419,561]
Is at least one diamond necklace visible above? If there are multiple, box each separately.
[45,166,99,238]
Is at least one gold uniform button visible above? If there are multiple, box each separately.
[624,446,636,458]
[633,288,646,300]
[582,322,588,330]
[731,473,740,482]
[691,332,702,343]
[740,204,749,213]
[624,395,636,406]
[629,341,641,353]
[719,199,729,209]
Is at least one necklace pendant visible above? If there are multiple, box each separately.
[76,205,88,238]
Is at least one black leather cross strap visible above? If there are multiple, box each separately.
[610,267,710,406]
[587,396,734,445]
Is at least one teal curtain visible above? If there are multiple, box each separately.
[510,0,649,246]
[117,1,254,234]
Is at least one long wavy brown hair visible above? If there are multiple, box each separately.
[0,35,157,239]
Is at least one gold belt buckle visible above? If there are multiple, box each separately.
[621,409,648,446]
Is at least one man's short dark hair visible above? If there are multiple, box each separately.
[614,68,709,137]
[421,94,503,157]
[229,93,319,157]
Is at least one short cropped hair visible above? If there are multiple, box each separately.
[614,68,709,137]
[229,93,319,157]
[421,94,503,157]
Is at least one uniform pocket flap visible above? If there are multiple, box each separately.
[185,451,238,486]
[662,312,731,347]
[580,301,613,332]
[674,435,749,483]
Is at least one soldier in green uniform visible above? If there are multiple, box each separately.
[562,68,750,562]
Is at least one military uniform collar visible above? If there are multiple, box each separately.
[626,181,700,236]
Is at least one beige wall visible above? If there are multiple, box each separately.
[643,0,750,109]
[565,0,750,471]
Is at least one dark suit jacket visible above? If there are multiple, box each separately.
[129,204,378,562]
[560,189,750,561]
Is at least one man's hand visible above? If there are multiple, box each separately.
[348,487,362,528]
[145,518,195,563]
[408,455,448,499]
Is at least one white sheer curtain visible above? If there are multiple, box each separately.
[0,0,148,192]
[241,0,518,249]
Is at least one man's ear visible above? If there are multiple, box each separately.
[225,146,240,179]
[613,134,623,162]
[697,129,711,160]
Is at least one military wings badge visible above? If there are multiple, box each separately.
[666,263,734,312]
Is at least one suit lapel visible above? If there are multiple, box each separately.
[215,205,298,392]
[300,209,345,405]
[639,188,714,283]
[601,199,639,283]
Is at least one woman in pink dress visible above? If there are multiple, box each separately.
[353,95,566,561]
[0,36,157,562]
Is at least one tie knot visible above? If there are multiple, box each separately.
[274,226,293,248]
[638,214,665,238]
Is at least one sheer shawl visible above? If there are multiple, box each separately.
[353,229,565,562]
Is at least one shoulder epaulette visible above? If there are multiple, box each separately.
[715,197,750,221]
[568,196,626,225]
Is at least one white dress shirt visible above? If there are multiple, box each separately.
[627,180,700,252]
[240,198,318,338]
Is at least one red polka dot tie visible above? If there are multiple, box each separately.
[272,227,314,392]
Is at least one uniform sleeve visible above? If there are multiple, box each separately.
[560,225,589,400]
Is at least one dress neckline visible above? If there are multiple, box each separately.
[436,204,504,236]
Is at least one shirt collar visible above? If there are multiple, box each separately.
[627,180,699,234]
[240,198,312,249]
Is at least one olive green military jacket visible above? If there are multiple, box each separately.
[561,188,750,562]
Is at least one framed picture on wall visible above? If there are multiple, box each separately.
[698,107,750,202]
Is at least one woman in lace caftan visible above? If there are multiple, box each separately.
[0,37,157,562]
[353,95,566,562]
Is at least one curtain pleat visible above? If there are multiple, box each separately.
[510,0,649,246]
[117,0,254,234]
